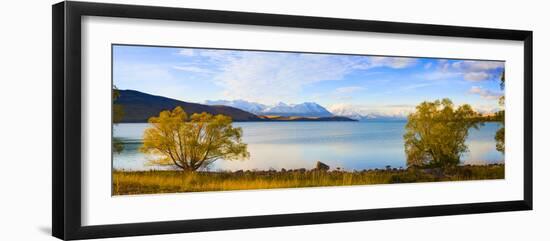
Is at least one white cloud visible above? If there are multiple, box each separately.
[214,52,354,103]
[424,62,432,69]
[468,86,502,100]
[471,104,502,114]
[455,60,504,71]
[464,72,491,81]
[197,49,240,63]
[428,60,504,82]
[422,71,462,81]
[172,65,212,74]
[358,56,417,69]
[177,49,195,56]
[371,57,416,68]
[457,61,503,81]
[334,86,366,94]
[174,49,418,104]
[400,83,434,91]
[377,82,436,96]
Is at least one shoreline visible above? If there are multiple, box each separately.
[115,119,504,124]
[116,119,360,124]
[112,162,504,173]
[113,163,504,195]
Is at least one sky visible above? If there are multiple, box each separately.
[113,45,505,116]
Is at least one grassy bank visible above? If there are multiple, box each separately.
[113,164,504,195]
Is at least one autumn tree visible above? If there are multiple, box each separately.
[495,71,505,153]
[140,106,249,172]
[404,98,481,168]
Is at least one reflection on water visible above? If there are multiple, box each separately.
[113,121,504,171]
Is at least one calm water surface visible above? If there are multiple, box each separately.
[113,121,503,171]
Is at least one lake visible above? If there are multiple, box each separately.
[113,121,504,171]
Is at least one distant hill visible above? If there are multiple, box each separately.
[115,90,262,122]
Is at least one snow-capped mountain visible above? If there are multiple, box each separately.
[204,100,333,117]
[328,104,500,121]
[328,104,412,120]
[204,100,267,114]
[262,102,333,117]
[326,105,364,120]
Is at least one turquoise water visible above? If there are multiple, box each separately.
[113,121,504,171]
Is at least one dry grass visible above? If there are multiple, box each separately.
[112,164,504,195]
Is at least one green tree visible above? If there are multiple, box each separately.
[495,71,505,153]
[112,86,125,153]
[140,106,249,172]
[404,98,481,168]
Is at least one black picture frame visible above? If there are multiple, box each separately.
[52,1,533,240]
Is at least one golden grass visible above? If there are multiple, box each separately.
[112,164,504,195]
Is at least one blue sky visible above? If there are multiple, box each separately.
[113,45,504,116]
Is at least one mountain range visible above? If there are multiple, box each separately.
[204,100,333,117]
[114,90,355,122]
[328,105,409,121]
[115,90,495,123]
[114,90,262,122]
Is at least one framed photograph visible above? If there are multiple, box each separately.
[52,1,533,240]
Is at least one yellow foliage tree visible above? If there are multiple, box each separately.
[495,71,505,154]
[140,106,249,172]
[404,98,481,168]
